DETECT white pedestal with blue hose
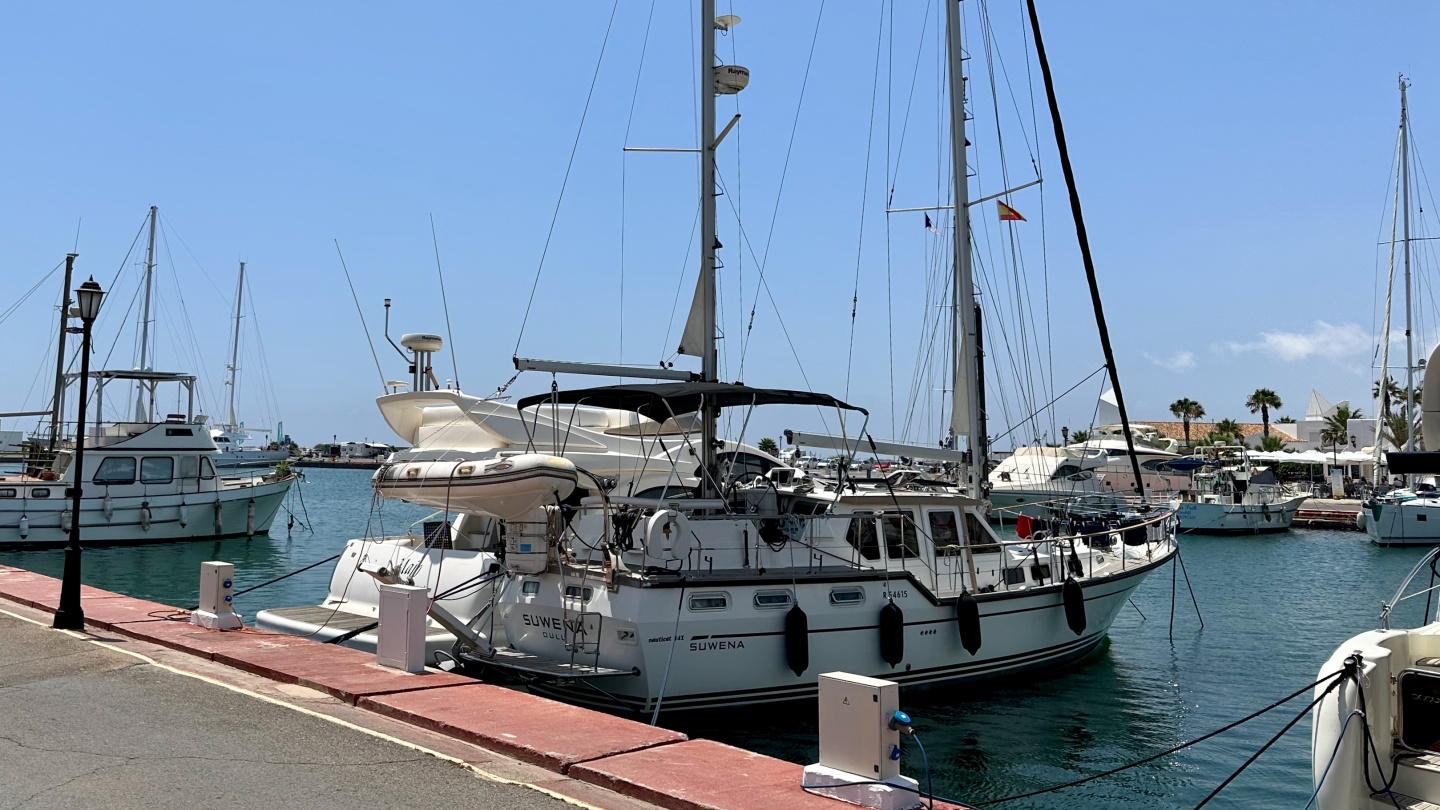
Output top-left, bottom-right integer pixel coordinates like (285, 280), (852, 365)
(804, 672), (922, 810)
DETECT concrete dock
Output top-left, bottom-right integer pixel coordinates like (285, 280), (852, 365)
(0, 565), (941, 810)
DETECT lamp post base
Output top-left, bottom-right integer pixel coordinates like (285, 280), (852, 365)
(53, 542), (85, 630)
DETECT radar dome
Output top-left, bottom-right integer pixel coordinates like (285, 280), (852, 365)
(400, 333), (444, 352)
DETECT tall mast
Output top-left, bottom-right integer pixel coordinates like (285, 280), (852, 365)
(1401, 76), (1415, 453)
(48, 253), (77, 450)
(1375, 119), (1403, 471)
(134, 205), (158, 421)
(945, 0), (982, 490)
(225, 261), (246, 429)
(698, 0), (719, 494)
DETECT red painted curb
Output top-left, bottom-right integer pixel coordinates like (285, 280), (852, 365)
(359, 683), (687, 772)
(223, 643), (474, 704)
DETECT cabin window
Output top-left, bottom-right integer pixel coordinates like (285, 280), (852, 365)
(0, 489), (15, 498)
(30, 489), (50, 499)
(1052, 464), (1082, 479)
(688, 592), (729, 612)
(753, 589), (794, 610)
(141, 457), (174, 485)
(965, 512), (998, 552)
(199, 457), (216, 479)
(166, 427), (193, 437)
(521, 580), (540, 595)
(564, 585), (594, 602)
(829, 587), (866, 606)
(1030, 564), (1052, 583)
(844, 517), (881, 561)
(177, 456), (199, 480)
(1419, 514), (1429, 522)
(882, 512), (920, 560)
(1003, 567), (1027, 586)
(632, 485), (699, 500)
(928, 510), (961, 548)
(717, 452), (779, 480)
(93, 457), (136, 485)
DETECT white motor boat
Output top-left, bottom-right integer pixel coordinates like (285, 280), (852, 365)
(1173, 446), (1307, 534)
(988, 441), (1188, 519)
(1311, 547), (1440, 809)
(1, 375), (294, 547)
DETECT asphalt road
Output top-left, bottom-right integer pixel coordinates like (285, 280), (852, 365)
(0, 613), (582, 810)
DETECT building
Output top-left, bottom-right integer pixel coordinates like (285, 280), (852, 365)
(1094, 389), (1377, 451)
(340, 441), (391, 459)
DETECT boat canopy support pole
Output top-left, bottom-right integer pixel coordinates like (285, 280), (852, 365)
(1025, 0), (1145, 494)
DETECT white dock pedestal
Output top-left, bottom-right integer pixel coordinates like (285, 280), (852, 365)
(191, 561), (243, 630)
(376, 583), (429, 673)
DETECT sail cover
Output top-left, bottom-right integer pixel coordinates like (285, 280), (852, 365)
(517, 382), (866, 420)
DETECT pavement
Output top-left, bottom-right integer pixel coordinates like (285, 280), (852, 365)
(0, 607), (656, 810)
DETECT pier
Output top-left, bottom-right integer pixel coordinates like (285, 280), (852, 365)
(0, 564), (927, 810)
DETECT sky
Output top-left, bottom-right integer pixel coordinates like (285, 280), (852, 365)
(1, 2), (1437, 450)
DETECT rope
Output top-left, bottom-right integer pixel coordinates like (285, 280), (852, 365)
(512, 0), (621, 355)
(186, 553), (342, 611)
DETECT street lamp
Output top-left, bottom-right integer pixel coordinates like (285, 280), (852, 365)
(53, 277), (104, 630)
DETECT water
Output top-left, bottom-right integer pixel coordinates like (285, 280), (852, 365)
(2, 468), (1432, 808)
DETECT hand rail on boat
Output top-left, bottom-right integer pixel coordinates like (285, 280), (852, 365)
(1380, 546), (1440, 630)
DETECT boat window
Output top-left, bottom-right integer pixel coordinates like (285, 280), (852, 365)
(177, 456), (199, 480)
(965, 512), (999, 552)
(564, 585), (594, 602)
(753, 589), (794, 610)
(717, 452), (779, 480)
(688, 592), (728, 612)
(31, 489), (50, 499)
(1003, 567), (1027, 586)
(0, 489), (15, 498)
(141, 457), (174, 485)
(521, 580), (540, 595)
(928, 510), (961, 548)
(1030, 564), (1052, 583)
(829, 587), (865, 606)
(844, 517), (881, 561)
(166, 427), (193, 437)
(1420, 514), (1429, 522)
(93, 457), (136, 485)
(199, 457), (216, 479)
(882, 512), (920, 560)
(1052, 464), (1082, 479)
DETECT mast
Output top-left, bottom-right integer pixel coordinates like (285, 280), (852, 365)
(1401, 77), (1415, 454)
(698, 0), (719, 495)
(48, 253), (77, 451)
(944, 0), (983, 490)
(1025, 0), (1146, 494)
(225, 261), (245, 429)
(134, 205), (158, 422)
(1374, 111), (1403, 472)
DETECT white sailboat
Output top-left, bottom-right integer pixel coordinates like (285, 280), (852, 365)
(210, 262), (288, 470)
(439, 1), (1181, 714)
(1173, 445), (1308, 534)
(1364, 78), (1439, 547)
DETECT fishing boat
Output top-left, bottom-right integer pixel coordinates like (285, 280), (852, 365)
(1173, 445), (1308, 534)
(0, 213), (294, 547)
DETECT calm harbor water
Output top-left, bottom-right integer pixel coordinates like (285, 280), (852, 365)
(1, 467), (1430, 808)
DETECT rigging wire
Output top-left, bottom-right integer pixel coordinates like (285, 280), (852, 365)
(843, 0), (889, 404)
(512, 0), (623, 356)
(619, 0), (659, 372)
(333, 240), (387, 393)
(430, 214), (460, 389)
(736, 0), (827, 374)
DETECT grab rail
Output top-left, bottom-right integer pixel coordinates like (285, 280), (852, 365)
(1380, 546), (1440, 630)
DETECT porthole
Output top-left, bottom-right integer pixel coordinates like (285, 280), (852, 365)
(30, 489), (50, 499)
(688, 592), (729, 612)
(829, 587), (865, 606)
(753, 589), (794, 610)
(521, 580), (540, 595)
(0, 488), (15, 498)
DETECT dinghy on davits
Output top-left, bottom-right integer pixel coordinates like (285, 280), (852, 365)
(372, 453), (577, 520)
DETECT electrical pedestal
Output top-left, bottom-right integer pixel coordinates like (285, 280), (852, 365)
(804, 672), (920, 810)
(191, 561), (244, 630)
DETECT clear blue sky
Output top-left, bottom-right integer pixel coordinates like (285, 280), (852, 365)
(2, 2), (1436, 448)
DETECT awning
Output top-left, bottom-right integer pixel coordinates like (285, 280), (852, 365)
(516, 382), (867, 419)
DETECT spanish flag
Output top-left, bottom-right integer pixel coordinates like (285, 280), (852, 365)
(997, 200), (1026, 221)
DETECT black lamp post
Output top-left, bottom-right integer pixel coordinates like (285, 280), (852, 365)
(53, 277), (104, 631)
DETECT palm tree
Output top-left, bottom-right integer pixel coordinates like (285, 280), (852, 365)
(1374, 376), (1404, 415)
(1381, 411), (1410, 449)
(1321, 404), (1363, 464)
(757, 437), (780, 456)
(1071, 430), (1091, 444)
(1169, 398), (1205, 446)
(1258, 435), (1287, 452)
(1213, 418), (1245, 445)
(1245, 389), (1283, 438)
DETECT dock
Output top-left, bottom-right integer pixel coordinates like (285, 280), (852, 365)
(294, 457), (385, 470)
(1294, 498), (1363, 531)
(0, 564), (920, 810)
